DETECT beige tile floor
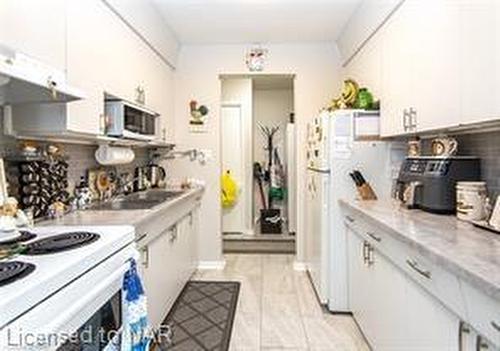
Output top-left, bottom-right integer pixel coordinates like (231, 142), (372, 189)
(191, 254), (371, 351)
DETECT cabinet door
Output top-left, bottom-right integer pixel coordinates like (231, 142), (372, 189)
(0, 0), (66, 71)
(176, 216), (192, 285)
(460, 0), (500, 125)
(369, 248), (410, 350)
(65, 0), (106, 135)
(139, 228), (177, 328)
(412, 0), (461, 132)
(405, 275), (459, 350)
(347, 229), (373, 342)
(380, 1), (417, 137)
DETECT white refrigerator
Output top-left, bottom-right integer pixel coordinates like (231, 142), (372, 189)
(305, 109), (399, 312)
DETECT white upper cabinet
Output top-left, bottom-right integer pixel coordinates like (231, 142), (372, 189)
(65, 0), (108, 135)
(361, 0), (500, 136)
(460, 0), (500, 125)
(380, 0), (461, 136)
(66, 0), (172, 137)
(4, 0), (173, 139)
(380, 1), (418, 137)
(412, 0), (461, 132)
(0, 0), (67, 71)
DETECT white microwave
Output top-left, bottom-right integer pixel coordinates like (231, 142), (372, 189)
(105, 99), (159, 141)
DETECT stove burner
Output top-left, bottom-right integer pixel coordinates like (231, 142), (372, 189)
(0, 230), (37, 246)
(24, 232), (100, 255)
(0, 261), (36, 286)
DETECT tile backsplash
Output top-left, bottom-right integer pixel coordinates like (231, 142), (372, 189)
(454, 131), (500, 200)
(64, 144), (148, 190)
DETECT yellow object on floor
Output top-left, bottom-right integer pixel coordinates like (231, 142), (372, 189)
(221, 170), (239, 208)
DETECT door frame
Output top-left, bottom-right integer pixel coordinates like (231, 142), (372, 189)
(219, 74), (297, 251)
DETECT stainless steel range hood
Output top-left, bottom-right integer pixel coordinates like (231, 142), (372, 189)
(0, 45), (84, 105)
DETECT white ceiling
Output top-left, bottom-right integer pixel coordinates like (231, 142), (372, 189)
(151, 0), (362, 44)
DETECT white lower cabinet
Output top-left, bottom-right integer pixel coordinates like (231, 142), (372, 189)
(139, 225), (177, 328)
(347, 225), (460, 350)
(139, 209), (199, 328)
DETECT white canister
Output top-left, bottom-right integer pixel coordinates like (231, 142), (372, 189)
(456, 181), (488, 222)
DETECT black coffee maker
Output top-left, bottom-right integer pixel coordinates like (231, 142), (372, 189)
(396, 157), (481, 214)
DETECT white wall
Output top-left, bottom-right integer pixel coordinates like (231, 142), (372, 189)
(169, 43), (341, 264)
(221, 78), (253, 234)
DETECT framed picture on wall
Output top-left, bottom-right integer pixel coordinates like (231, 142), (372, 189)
(189, 100), (210, 133)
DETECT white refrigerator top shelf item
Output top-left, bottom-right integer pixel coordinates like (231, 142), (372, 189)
(0, 46), (85, 105)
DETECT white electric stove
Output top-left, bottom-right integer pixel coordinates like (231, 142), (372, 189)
(0, 225), (137, 351)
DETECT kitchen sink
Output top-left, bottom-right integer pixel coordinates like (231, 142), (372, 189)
(90, 189), (185, 211)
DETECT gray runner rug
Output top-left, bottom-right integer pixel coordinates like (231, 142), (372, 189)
(158, 281), (240, 351)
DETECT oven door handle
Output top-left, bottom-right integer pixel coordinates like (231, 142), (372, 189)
(41, 263), (129, 337)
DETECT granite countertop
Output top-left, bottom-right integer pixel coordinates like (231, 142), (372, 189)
(339, 199), (500, 302)
(40, 187), (204, 229)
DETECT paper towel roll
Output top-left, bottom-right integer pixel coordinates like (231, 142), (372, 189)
(95, 145), (135, 165)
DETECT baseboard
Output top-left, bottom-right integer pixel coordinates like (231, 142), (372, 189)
(293, 260), (307, 271)
(197, 260), (226, 270)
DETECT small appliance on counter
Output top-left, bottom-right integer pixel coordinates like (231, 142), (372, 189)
(147, 163), (166, 188)
(396, 156), (480, 214)
(456, 181), (489, 222)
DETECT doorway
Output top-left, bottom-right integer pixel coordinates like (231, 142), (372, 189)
(220, 75), (296, 253)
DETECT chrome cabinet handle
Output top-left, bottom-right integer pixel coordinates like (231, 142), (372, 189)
(362, 241), (369, 265)
(367, 244), (374, 266)
(409, 107), (417, 131)
(169, 225), (177, 243)
(136, 232), (148, 242)
(403, 109), (408, 131)
(491, 321), (500, 332)
(362, 242), (374, 266)
(141, 246), (149, 268)
(406, 259), (431, 279)
(345, 216), (355, 223)
(47, 77), (58, 100)
(367, 232), (381, 242)
(477, 336), (489, 350)
(458, 322), (470, 351)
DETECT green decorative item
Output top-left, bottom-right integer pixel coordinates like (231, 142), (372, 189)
(269, 187), (285, 201)
(354, 88), (374, 110)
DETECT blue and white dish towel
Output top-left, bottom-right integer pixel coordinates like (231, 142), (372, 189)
(121, 259), (151, 351)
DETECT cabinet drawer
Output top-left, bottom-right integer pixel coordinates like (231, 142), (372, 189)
(462, 281), (500, 348)
(377, 232), (466, 319)
(343, 209), (467, 319)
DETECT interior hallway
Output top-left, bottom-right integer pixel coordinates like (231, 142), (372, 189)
(192, 254), (370, 350)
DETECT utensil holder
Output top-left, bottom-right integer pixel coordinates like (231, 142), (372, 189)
(356, 183), (377, 201)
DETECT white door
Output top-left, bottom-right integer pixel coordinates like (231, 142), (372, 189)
(222, 105), (245, 233)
